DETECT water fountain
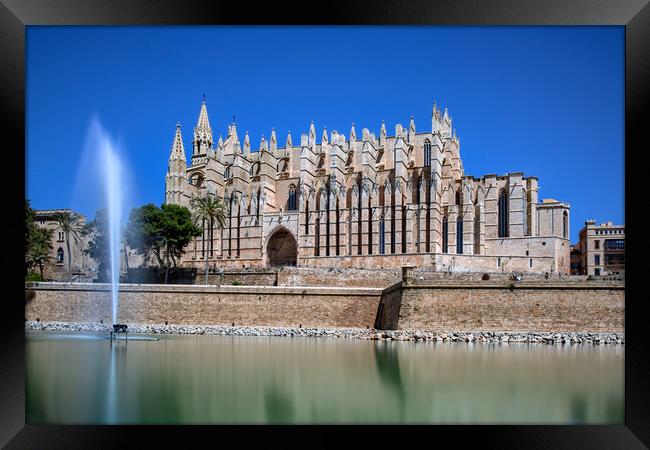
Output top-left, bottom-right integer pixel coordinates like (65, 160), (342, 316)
(91, 118), (125, 335)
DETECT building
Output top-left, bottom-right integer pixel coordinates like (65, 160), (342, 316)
(33, 209), (96, 281)
(572, 220), (625, 276)
(165, 99), (571, 274)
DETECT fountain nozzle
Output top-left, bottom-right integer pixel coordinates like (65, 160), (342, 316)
(111, 324), (128, 341)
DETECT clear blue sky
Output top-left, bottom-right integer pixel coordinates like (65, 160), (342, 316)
(26, 26), (624, 243)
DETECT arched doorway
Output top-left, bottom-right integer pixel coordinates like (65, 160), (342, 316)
(266, 227), (297, 267)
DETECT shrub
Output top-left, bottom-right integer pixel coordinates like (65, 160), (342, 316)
(230, 280), (242, 286)
(507, 282), (516, 292)
(25, 272), (44, 282)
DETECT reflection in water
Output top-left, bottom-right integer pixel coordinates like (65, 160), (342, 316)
(373, 342), (405, 420)
(264, 386), (294, 423)
(26, 332), (624, 424)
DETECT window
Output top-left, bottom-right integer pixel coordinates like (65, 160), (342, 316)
(594, 240), (600, 249)
(529, 258), (533, 268)
(288, 184), (297, 211)
(595, 254), (600, 266)
(57, 247), (64, 264)
(224, 166), (232, 179)
(498, 188), (509, 237)
(423, 139), (431, 167)
(379, 217), (385, 254)
(605, 239), (625, 250)
(442, 215), (449, 253)
(595, 268), (600, 276)
(57, 231), (64, 242)
(497, 257), (501, 268)
(456, 216), (463, 254)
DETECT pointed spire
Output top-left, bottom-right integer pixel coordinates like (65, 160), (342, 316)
(260, 134), (268, 152)
(322, 127), (328, 145)
(193, 96), (213, 155)
(408, 115), (416, 143)
(309, 120), (316, 147)
(286, 130), (293, 149)
(244, 131), (250, 154)
(380, 120), (386, 147)
(217, 134), (223, 149)
(230, 122), (239, 145)
(350, 122), (357, 141)
(270, 127), (277, 152)
(443, 107), (449, 122)
(196, 98), (212, 132)
(169, 122), (186, 161)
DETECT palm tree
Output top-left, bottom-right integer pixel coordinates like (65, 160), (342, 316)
(28, 238), (52, 279)
(27, 228), (53, 279)
(190, 193), (227, 284)
(53, 211), (83, 282)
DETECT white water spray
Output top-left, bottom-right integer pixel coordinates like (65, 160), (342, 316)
(80, 118), (128, 326)
(103, 147), (122, 325)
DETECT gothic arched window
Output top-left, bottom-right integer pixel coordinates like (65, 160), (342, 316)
(456, 214), (464, 254)
(224, 166), (232, 180)
(57, 247), (64, 264)
(250, 162), (259, 176)
(498, 188), (509, 237)
(455, 188), (462, 206)
(288, 184), (297, 211)
(423, 139), (431, 167)
(442, 213), (449, 253)
(563, 211), (568, 238)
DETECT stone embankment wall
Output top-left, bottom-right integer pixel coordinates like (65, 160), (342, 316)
(25, 278), (624, 333)
(25, 283), (385, 329)
(398, 281), (624, 332)
(192, 267), (402, 288)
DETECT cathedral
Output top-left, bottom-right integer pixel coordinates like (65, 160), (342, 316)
(165, 98), (571, 274)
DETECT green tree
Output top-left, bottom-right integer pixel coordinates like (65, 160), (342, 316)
(26, 228), (53, 278)
(53, 211), (83, 282)
(125, 203), (201, 284)
(190, 193), (227, 284)
(82, 208), (111, 281)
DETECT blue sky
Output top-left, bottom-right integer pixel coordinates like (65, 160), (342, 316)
(26, 26), (624, 243)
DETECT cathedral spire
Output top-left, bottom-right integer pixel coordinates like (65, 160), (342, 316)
(270, 127), (277, 152)
(309, 120), (316, 148)
(322, 127), (328, 145)
(244, 130), (250, 155)
(169, 122), (186, 161)
(193, 96), (213, 157)
(286, 130), (293, 149)
(408, 115), (416, 143)
(380, 120), (386, 147)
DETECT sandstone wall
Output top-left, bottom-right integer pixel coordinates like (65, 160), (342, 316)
(277, 267), (401, 288)
(398, 282), (624, 332)
(25, 283), (383, 329)
(25, 280), (624, 333)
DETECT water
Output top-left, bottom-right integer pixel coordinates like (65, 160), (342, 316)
(26, 332), (623, 424)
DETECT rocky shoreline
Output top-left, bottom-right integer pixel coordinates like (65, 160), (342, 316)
(25, 321), (624, 345)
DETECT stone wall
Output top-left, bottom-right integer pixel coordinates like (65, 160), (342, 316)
(24, 279), (624, 333)
(398, 281), (624, 332)
(277, 267), (401, 288)
(25, 283), (383, 329)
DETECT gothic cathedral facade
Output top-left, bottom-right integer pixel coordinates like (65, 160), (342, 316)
(165, 99), (570, 274)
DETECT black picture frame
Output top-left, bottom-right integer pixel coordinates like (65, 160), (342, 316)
(2, 0), (647, 447)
